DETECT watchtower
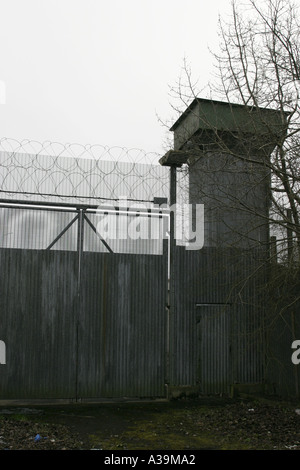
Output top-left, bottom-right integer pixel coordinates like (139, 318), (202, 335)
(159, 98), (287, 397)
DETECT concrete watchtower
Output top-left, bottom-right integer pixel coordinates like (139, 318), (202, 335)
(159, 98), (287, 397)
(160, 98), (286, 250)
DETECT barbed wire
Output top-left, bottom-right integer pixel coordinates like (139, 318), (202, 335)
(0, 138), (173, 206)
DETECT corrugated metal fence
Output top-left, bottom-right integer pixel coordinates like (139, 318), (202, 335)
(0, 204), (168, 400)
(169, 246), (266, 395)
(0, 147), (293, 400)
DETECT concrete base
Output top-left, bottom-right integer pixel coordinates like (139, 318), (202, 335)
(230, 383), (269, 398)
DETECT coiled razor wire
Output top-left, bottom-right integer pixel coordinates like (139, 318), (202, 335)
(0, 138), (176, 206)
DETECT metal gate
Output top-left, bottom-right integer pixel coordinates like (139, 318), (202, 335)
(0, 201), (168, 400)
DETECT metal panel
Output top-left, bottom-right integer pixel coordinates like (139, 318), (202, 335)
(0, 151), (169, 205)
(77, 249), (168, 398)
(0, 204), (167, 254)
(0, 249), (78, 399)
(266, 308), (300, 398)
(83, 211), (165, 255)
(0, 207), (78, 250)
(169, 245), (266, 394)
(0, 205), (168, 400)
(196, 306), (231, 394)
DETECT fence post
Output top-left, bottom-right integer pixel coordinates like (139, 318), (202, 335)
(168, 165), (177, 392)
(75, 208), (85, 401)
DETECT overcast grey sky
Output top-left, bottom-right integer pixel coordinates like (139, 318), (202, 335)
(0, 0), (232, 156)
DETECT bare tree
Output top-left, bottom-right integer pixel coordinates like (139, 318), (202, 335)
(217, 0), (300, 254)
(164, 0), (300, 395)
(167, 0), (300, 268)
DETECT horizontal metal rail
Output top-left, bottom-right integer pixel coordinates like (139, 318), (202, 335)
(0, 198), (170, 215)
(0, 196), (160, 209)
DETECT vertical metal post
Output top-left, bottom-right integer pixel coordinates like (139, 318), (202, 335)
(75, 208), (85, 401)
(167, 165), (177, 395)
(170, 166), (177, 247)
(169, 165), (177, 302)
(77, 208), (85, 294)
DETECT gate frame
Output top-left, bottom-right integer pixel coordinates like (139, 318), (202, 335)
(0, 197), (170, 401)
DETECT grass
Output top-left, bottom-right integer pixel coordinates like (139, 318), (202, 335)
(88, 406), (253, 450)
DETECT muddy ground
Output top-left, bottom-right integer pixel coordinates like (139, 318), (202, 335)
(0, 396), (300, 452)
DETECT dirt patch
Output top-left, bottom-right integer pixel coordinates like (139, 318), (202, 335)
(0, 397), (300, 450)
